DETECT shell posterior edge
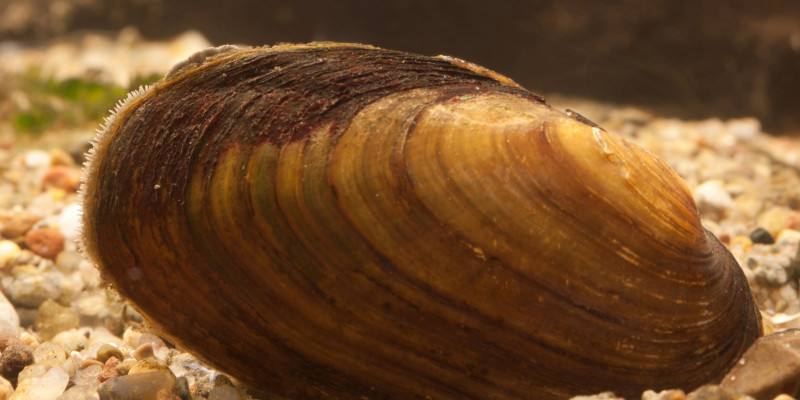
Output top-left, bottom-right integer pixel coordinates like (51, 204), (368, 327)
(78, 84), (153, 275)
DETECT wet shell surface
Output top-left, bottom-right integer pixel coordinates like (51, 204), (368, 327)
(80, 43), (762, 400)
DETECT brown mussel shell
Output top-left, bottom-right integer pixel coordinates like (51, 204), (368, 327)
(81, 43), (762, 400)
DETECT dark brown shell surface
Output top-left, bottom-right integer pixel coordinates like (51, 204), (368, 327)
(81, 43), (762, 400)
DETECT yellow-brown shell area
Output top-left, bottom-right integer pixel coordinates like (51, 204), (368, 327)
(81, 43), (761, 400)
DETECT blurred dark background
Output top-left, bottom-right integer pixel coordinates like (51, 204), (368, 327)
(2, 0), (799, 134)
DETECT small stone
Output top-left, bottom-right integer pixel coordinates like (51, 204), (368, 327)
(96, 344), (125, 364)
(122, 329), (142, 349)
(24, 227), (64, 260)
(156, 389), (182, 400)
(0, 213), (39, 240)
(750, 257), (791, 288)
(0, 344), (34, 385)
(772, 394), (795, 400)
(16, 363), (47, 384)
(0, 334), (23, 351)
(34, 299), (80, 341)
(23, 151), (51, 169)
(115, 359), (136, 375)
(99, 356), (121, 383)
(50, 329), (89, 353)
(133, 342), (154, 361)
(13, 366), (69, 400)
(81, 358), (103, 369)
(174, 376), (191, 400)
(686, 385), (746, 400)
(213, 374), (233, 388)
(776, 229), (800, 246)
(758, 206), (794, 238)
(57, 204), (81, 242)
(56, 385), (95, 400)
(54, 250), (82, 272)
(721, 329), (800, 400)
(642, 389), (687, 400)
(129, 357), (169, 375)
(0, 375), (12, 400)
(208, 385), (241, 400)
(41, 165), (82, 193)
(98, 369), (176, 400)
(0, 241), (21, 269)
(0, 291), (20, 334)
(693, 180), (733, 220)
(31, 342), (67, 368)
(749, 227), (776, 245)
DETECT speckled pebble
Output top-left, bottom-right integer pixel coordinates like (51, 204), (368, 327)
(5, 268), (63, 308)
(0, 343), (33, 386)
(23, 227), (64, 260)
(99, 356), (121, 383)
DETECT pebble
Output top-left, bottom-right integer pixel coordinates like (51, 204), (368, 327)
(22, 151), (51, 170)
(208, 385), (241, 400)
(23, 227), (64, 260)
(11, 365), (69, 400)
(642, 389), (687, 400)
(0, 213), (39, 240)
(749, 227), (776, 245)
(0, 344), (33, 386)
(34, 299), (79, 341)
(98, 369), (177, 400)
(758, 207), (795, 238)
(96, 343), (124, 364)
(31, 342), (67, 369)
(0, 241), (20, 269)
(40, 166), (81, 193)
(0, 291), (20, 334)
(693, 180), (733, 220)
(57, 204), (81, 243)
(0, 376), (12, 400)
(99, 356), (120, 383)
(5, 268), (63, 308)
(721, 329), (800, 400)
(685, 385), (750, 400)
(129, 357), (169, 375)
(133, 342), (154, 361)
(174, 376), (191, 400)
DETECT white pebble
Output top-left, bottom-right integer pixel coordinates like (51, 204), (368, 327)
(0, 240), (21, 269)
(21, 366), (69, 400)
(0, 290), (20, 334)
(58, 203), (81, 242)
(693, 180), (733, 210)
(22, 150), (51, 169)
